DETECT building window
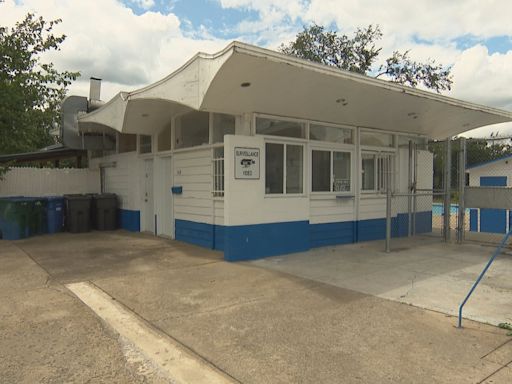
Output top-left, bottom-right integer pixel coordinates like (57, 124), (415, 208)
(212, 113), (236, 143)
(310, 124), (353, 144)
(360, 131), (394, 147)
(312, 150), (351, 192)
(362, 152), (394, 192)
(119, 133), (137, 153)
(175, 111), (209, 149)
(398, 135), (428, 150)
(212, 147), (224, 197)
(265, 143), (304, 194)
(157, 123), (172, 151)
(139, 135), (152, 154)
(256, 117), (306, 139)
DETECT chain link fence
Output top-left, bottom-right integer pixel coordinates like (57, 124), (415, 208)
(464, 136), (512, 245)
(385, 135), (512, 251)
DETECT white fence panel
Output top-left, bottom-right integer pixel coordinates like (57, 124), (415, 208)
(0, 167), (100, 197)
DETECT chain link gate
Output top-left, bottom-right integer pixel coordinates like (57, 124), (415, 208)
(385, 138), (454, 251)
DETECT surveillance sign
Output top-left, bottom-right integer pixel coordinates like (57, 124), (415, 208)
(235, 147), (260, 179)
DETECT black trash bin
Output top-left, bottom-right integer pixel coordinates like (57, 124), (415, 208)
(64, 194), (92, 233)
(92, 193), (118, 230)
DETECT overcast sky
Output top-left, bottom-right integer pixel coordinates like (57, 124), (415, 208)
(2, 0), (512, 137)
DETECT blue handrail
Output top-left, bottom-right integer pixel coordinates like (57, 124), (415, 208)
(458, 229), (512, 328)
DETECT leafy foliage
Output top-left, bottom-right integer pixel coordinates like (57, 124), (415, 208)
(280, 24), (453, 93)
(0, 13), (80, 155)
(466, 138), (512, 168)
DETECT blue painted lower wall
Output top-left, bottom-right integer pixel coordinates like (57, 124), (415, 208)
(224, 220), (310, 261)
(118, 209), (140, 232)
(310, 221), (355, 248)
(176, 211), (433, 261)
(174, 219), (225, 251)
(175, 219), (214, 248)
(359, 211), (432, 241)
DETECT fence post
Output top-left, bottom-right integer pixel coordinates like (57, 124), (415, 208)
(408, 140), (413, 237)
(444, 138), (452, 242)
(412, 142), (418, 236)
(385, 162), (392, 253)
(457, 138), (466, 244)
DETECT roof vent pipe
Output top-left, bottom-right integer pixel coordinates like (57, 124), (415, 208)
(89, 77), (102, 101)
(88, 77), (105, 111)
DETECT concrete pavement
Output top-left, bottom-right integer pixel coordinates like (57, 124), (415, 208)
(251, 235), (512, 326)
(2, 231), (512, 383)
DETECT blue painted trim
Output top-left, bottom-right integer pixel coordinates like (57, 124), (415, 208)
(480, 176), (507, 186)
(118, 209), (140, 232)
(224, 220), (310, 261)
(357, 218), (386, 242)
(470, 209), (478, 232)
(213, 225), (224, 251)
(480, 208), (506, 233)
(393, 213), (409, 238)
(175, 212), (434, 261)
(357, 212), (432, 242)
(414, 211), (433, 234)
(310, 221), (354, 248)
(175, 219), (213, 248)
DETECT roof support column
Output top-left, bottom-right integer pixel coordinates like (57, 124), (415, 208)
(444, 138), (452, 242)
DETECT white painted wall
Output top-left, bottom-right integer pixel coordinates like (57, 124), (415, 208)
(173, 148), (219, 225)
(0, 167), (100, 197)
(310, 196), (355, 224)
(90, 152), (141, 211)
(224, 135), (309, 226)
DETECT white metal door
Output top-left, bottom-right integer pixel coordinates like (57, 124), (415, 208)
(142, 159), (155, 233)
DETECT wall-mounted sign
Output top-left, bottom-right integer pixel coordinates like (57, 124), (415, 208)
(235, 147), (260, 179)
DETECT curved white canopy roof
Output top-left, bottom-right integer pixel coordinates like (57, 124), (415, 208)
(78, 41), (512, 139)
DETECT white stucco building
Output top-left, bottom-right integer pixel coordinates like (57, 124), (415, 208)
(73, 42), (512, 260)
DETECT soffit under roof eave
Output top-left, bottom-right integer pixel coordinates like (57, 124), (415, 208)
(78, 93), (127, 133)
(200, 46), (512, 139)
(76, 47), (236, 134)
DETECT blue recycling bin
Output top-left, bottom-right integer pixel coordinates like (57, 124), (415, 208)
(46, 196), (64, 234)
(0, 197), (31, 240)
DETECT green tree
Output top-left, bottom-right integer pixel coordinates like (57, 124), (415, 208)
(280, 24), (452, 93)
(0, 13), (79, 155)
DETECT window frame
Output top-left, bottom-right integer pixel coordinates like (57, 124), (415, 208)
(360, 150), (396, 194)
(309, 121), (355, 145)
(253, 114), (307, 140)
(310, 144), (354, 195)
(264, 139), (306, 197)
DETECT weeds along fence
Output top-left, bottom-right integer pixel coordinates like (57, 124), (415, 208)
(0, 167), (100, 197)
